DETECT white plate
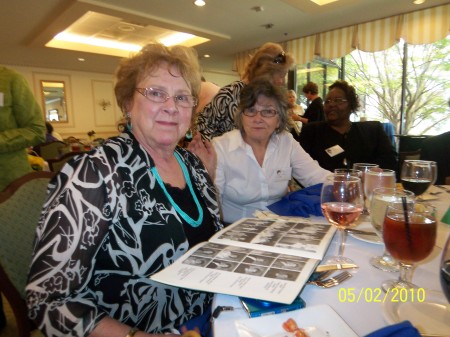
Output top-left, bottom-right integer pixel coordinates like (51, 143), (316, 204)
(348, 221), (383, 245)
(382, 290), (450, 335)
(234, 304), (358, 337)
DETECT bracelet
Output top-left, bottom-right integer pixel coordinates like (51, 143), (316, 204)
(126, 328), (139, 337)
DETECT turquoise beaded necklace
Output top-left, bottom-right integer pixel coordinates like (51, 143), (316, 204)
(150, 152), (203, 227)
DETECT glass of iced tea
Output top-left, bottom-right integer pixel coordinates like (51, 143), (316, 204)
(321, 174), (364, 264)
(369, 187), (414, 272)
(382, 202), (437, 291)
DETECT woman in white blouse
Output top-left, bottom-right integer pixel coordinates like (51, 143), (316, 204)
(190, 78), (330, 224)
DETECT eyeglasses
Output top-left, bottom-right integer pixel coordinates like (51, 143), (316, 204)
(324, 98), (348, 105)
(135, 87), (198, 108)
(243, 107), (278, 118)
(273, 52), (286, 64)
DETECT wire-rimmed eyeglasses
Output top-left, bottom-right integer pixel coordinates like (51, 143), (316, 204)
(243, 107), (278, 117)
(136, 87), (198, 108)
(273, 52), (286, 64)
(324, 98), (348, 105)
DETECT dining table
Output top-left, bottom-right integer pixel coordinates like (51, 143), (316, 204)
(212, 185), (450, 337)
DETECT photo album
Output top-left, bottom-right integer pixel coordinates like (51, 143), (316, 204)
(151, 217), (335, 304)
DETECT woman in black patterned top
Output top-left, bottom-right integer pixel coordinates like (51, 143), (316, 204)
(196, 42), (295, 139)
(26, 43), (222, 337)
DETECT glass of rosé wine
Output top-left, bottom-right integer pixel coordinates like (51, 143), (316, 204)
(382, 202), (437, 291)
(321, 174), (364, 265)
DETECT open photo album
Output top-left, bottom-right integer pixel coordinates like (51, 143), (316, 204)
(150, 217), (336, 304)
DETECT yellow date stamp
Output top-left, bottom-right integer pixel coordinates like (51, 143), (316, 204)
(338, 287), (426, 303)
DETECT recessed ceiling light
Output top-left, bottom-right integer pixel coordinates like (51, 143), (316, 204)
(78, 57), (85, 62)
(203, 54), (210, 58)
(413, 0), (425, 4)
(194, 0), (206, 6)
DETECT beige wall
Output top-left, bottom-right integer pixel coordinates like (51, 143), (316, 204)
(7, 65), (238, 142)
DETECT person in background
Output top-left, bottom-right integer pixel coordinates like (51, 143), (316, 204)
(297, 81), (324, 124)
(44, 121), (63, 142)
(196, 42), (295, 139)
(299, 80), (397, 172)
(26, 43), (222, 337)
(189, 79), (331, 224)
(194, 76), (220, 115)
(287, 89), (305, 139)
(0, 66), (46, 192)
(0, 65), (45, 330)
(420, 130), (450, 185)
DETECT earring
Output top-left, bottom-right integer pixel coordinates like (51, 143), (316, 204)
(185, 128), (193, 140)
(126, 112), (132, 132)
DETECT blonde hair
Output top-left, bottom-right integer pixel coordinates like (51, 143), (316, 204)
(115, 43), (201, 113)
(242, 42), (295, 82)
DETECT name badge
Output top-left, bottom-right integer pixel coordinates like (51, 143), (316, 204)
(325, 145), (344, 157)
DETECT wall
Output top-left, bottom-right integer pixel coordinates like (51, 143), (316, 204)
(7, 65), (239, 142)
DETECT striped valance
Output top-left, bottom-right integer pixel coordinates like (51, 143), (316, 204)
(233, 4), (449, 76)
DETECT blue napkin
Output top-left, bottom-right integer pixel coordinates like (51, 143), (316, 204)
(364, 321), (420, 337)
(267, 183), (323, 218)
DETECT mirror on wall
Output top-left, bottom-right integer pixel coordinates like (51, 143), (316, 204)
(40, 80), (68, 122)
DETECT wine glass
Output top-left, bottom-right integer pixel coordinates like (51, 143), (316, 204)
(364, 168), (396, 209)
(400, 160), (433, 198)
(369, 187), (414, 272)
(334, 168), (362, 179)
(352, 163), (379, 215)
(321, 174), (364, 264)
(382, 202), (437, 291)
(440, 234), (450, 303)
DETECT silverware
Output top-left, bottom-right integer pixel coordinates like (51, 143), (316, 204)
(307, 271), (353, 288)
(315, 263), (358, 272)
(345, 228), (378, 237)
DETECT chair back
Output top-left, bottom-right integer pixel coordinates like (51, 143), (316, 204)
(36, 140), (69, 160)
(0, 171), (54, 337)
(47, 151), (79, 172)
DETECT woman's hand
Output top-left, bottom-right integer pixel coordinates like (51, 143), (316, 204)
(187, 133), (217, 181)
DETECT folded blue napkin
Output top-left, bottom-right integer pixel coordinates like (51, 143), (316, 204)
(267, 183), (323, 218)
(364, 321), (420, 337)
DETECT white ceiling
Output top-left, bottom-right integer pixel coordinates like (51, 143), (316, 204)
(0, 0), (448, 75)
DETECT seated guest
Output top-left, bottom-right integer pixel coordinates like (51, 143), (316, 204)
(26, 43), (222, 337)
(44, 121), (63, 142)
(420, 131), (450, 185)
(299, 80), (397, 172)
(189, 78), (331, 224)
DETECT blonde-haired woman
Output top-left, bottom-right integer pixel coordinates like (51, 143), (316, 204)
(196, 42), (295, 139)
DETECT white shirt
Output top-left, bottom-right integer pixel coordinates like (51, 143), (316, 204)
(213, 129), (331, 223)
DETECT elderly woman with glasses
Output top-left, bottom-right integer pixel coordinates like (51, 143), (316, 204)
(190, 78), (331, 224)
(196, 42), (295, 140)
(26, 43), (222, 337)
(299, 80), (397, 172)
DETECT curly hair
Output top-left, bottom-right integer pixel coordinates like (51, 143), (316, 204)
(114, 43), (201, 114)
(328, 80), (360, 112)
(234, 78), (290, 134)
(242, 43), (295, 82)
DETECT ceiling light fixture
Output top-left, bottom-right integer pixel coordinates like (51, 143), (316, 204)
(194, 0), (206, 7)
(413, 0), (425, 4)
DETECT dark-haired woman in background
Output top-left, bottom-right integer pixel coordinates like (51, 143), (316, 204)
(299, 80), (397, 171)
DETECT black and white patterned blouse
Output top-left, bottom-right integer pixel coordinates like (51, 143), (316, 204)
(195, 80), (245, 139)
(26, 132), (223, 337)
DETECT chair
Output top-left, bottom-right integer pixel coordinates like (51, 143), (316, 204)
(0, 171), (55, 337)
(35, 141), (69, 160)
(47, 151), (79, 172)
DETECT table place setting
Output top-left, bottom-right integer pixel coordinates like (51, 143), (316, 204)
(213, 183), (450, 337)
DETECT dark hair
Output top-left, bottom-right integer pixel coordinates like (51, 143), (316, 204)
(45, 122), (54, 134)
(302, 82), (318, 95)
(234, 78), (289, 134)
(328, 80), (360, 112)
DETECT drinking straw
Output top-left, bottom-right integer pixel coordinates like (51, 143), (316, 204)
(401, 196), (413, 248)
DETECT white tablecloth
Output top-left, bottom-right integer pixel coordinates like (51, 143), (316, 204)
(213, 185), (450, 337)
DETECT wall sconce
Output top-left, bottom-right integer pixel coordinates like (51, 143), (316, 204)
(99, 99), (111, 110)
